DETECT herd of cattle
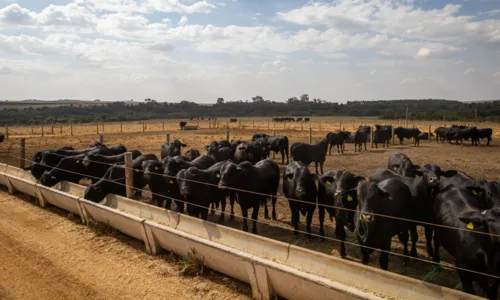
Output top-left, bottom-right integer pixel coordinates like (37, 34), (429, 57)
(24, 125), (498, 299)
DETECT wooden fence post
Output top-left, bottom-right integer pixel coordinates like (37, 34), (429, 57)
(340, 122), (342, 131)
(51, 123), (54, 134)
(166, 134), (170, 143)
(124, 152), (134, 199)
(99, 135), (104, 144)
(309, 128), (312, 144)
(120, 122), (123, 133)
(60, 126), (62, 135)
(102, 123), (104, 132)
(31, 126), (34, 135)
(370, 126), (374, 148)
(70, 123), (73, 136)
(143, 121), (145, 132)
(19, 138), (25, 169)
(41, 125), (44, 137)
(5, 125), (8, 139)
(96, 123), (99, 134)
(267, 121), (270, 130)
(226, 130), (229, 141)
(162, 121), (165, 132)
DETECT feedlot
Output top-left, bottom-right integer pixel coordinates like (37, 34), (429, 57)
(1, 117), (499, 296)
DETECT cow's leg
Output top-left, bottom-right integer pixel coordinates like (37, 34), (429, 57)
(251, 203), (259, 234)
(280, 149), (285, 165)
(364, 141), (367, 151)
(458, 271), (476, 296)
(379, 239), (392, 270)
(305, 208), (313, 236)
(360, 242), (370, 265)
(433, 231), (441, 263)
(315, 162), (319, 175)
(218, 198), (226, 223)
(329, 144), (332, 155)
(425, 226), (434, 258)
(263, 197), (270, 219)
(318, 205), (325, 237)
(410, 225), (418, 257)
(335, 220), (347, 258)
(229, 193), (236, 220)
(487, 137), (491, 146)
(271, 194), (277, 220)
(241, 206), (249, 232)
(398, 230), (410, 265)
(165, 198), (172, 210)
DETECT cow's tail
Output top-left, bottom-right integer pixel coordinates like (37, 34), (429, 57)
(284, 136), (290, 163)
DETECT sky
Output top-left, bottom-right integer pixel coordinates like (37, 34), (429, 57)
(0, 0), (499, 103)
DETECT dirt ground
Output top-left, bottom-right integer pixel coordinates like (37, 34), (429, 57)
(0, 188), (251, 300)
(1, 117), (499, 295)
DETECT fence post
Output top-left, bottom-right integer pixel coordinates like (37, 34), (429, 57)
(370, 126), (374, 148)
(252, 120), (255, 130)
(309, 128), (312, 144)
(70, 123), (73, 136)
(428, 125), (432, 143)
(60, 126), (62, 135)
(392, 125), (395, 145)
(319, 121), (322, 132)
(143, 121), (145, 132)
(340, 121), (342, 131)
(267, 121), (270, 130)
(5, 125), (8, 139)
(41, 125), (44, 137)
(19, 138), (25, 169)
(124, 152), (134, 199)
(166, 134), (170, 143)
(102, 123), (104, 132)
(162, 121), (165, 132)
(120, 122), (123, 133)
(31, 126), (34, 135)
(99, 135), (104, 144)
(96, 123), (99, 134)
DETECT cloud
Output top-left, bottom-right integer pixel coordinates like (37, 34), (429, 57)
(0, 66), (12, 75)
(464, 68), (476, 75)
(400, 76), (436, 84)
(83, 0), (216, 14)
(493, 72), (500, 77)
(147, 42), (175, 52)
(0, 3), (36, 26)
(300, 58), (313, 64)
(369, 70), (376, 76)
(178, 16), (188, 26)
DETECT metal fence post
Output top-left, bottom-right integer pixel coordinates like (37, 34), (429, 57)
(19, 138), (25, 169)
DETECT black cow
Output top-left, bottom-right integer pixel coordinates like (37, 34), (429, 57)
(40, 154), (90, 187)
(304, 118), (310, 122)
(433, 127), (448, 143)
(433, 185), (500, 299)
(0, 134), (4, 143)
(387, 152), (422, 178)
(230, 118), (238, 123)
(83, 154), (157, 202)
(355, 179), (412, 270)
(142, 160), (170, 208)
(477, 128), (493, 146)
(40, 147), (113, 170)
(235, 140), (269, 164)
(205, 140), (231, 153)
(325, 131), (351, 154)
(27, 146), (74, 179)
(354, 126), (371, 152)
(370, 167), (457, 258)
(445, 126), (480, 146)
(394, 127), (421, 146)
(161, 140), (187, 160)
(233, 144), (251, 164)
(283, 162), (318, 236)
(211, 147), (234, 162)
(179, 121), (187, 129)
(164, 155), (216, 211)
(252, 134), (289, 165)
(82, 150), (142, 182)
(416, 132), (434, 144)
(219, 159), (280, 231)
(184, 149), (200, 161)
(177, 161), (236, 222)
(230, 139), (250, 152)
(318, 170), (364, 258)
(89, 142), (127, 155)
(290, 140), (328, 175)
(374, 125), (393, 148)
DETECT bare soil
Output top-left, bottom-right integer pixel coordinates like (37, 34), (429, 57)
(1, 118), (499, 295)
(0, 189), (251, 300)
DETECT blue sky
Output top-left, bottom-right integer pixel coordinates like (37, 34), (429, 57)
(0, 0), (499, 102)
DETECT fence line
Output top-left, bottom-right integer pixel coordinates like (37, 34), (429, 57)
(8, 150), (500, 239)
(3, 152), (500, 283)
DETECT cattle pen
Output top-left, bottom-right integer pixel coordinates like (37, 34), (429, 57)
(0, 117), (499, 299)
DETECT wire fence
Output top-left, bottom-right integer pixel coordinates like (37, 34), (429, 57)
(2, 150), (500, 285)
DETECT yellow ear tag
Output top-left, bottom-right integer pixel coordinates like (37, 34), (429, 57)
(347, 195), (353, 201)
(467, 222), (474, 230)
(326, 180), (331, 185)
(415, 174), (420, 178)
(135, 170), (139, 173)
(76, 160), (80, 163)
(216, 173), (220, 178)
(154, 166), (158, 170)
(472, 190), (477, 195)
(169, 180), (173, 184)
(287, 177), (291, 182)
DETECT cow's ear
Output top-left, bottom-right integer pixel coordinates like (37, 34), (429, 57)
(320, 176), (334, 185)
(414, 170), (424, 178)
(458, 210), (487, 230)
(466, 186), (485, 198)
(441, 170), (458, 178)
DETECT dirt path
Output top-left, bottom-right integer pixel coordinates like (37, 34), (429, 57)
(0, 189), (251, 300)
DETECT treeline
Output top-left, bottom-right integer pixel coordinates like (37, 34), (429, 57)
(0, 97), (499, 126)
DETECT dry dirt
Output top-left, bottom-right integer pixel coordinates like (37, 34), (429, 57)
(0, 188), (251, 300)
(1, 117), (499, 295)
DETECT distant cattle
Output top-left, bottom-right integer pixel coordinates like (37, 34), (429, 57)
(229, 118), (238, 123)
(477, 128), (493, 146)
(219, 159), (280, 231)
(283, 162), (318, 236)
(161, 140), (187, 160)
(354, 126), (371, 152)
(272, 117), (295, 123)
(394, 127), (421, 146)
(433, 127), (448, 143)
(415, 132), (434, 146)
(252, 133), (289, 165)
(184, 149), (201, 161)
(325, 131), (351, 154)
(444, 126), (479, 146)
(373, 125), (393, 148)
(295, 118), (303, 122)
(179, 121), (187, 129)
(291, 140), (328, 175)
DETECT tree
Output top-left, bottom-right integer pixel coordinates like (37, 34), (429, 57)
(287, 97), (299, 104)
(252, 95), (264, 102)
(145, 98), (152, 102)
(300, 94), (309, 103)
(217, 97), (224, 105)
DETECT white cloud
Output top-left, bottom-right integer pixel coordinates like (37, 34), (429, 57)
(492, 72), (500, 77)
(178, 15), (188, 26)
(416, 47), (431, 57)
(464, 68), (476, 75)
(83, 0), (216, 14)
(0, 66), (12, 75)
(0, 3), (37, 26)
(300, 58), (313, 64)
(369, 70), (376, 76)
(400, 76), (436, 84)
(322, 53), (350, 59)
